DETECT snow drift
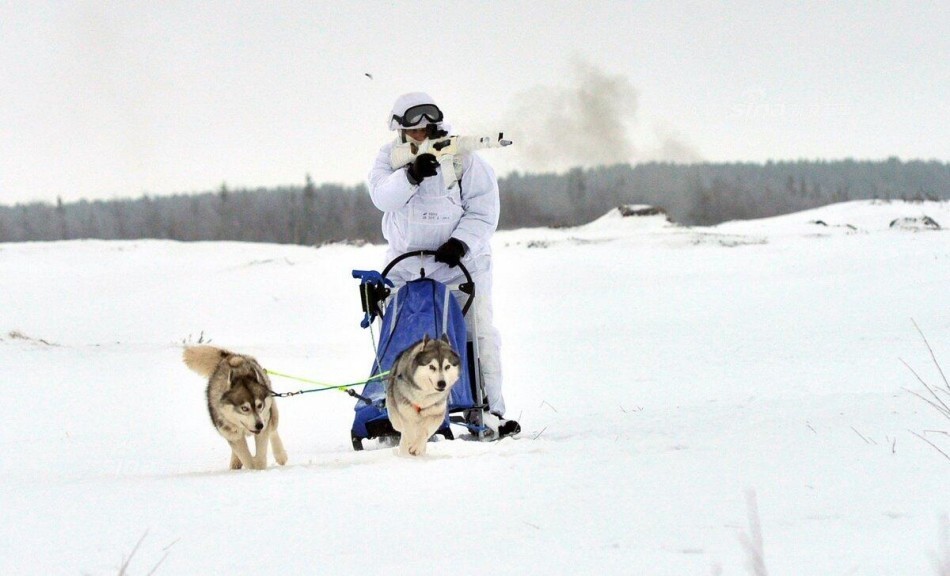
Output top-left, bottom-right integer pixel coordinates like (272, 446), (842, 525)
(1, 200), (948, 574)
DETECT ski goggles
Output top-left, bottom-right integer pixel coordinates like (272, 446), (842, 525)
(391, 104), (443, 128)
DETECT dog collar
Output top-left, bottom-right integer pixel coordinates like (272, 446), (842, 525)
(405, 399), (432, 414)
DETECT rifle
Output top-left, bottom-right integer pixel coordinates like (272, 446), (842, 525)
(390, 133), (513, 189)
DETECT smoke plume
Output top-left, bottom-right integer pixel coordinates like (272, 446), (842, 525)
(503, 59), (700, 172)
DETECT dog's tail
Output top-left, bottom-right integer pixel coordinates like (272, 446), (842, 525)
(182, 345), (231, 378)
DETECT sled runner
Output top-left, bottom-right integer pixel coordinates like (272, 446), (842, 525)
(350, 251), (490, 451)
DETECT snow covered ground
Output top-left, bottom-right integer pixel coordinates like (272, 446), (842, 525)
(1, 199), (948, 575)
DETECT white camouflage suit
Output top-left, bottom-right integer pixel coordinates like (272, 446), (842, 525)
(368, 92), (507, 417)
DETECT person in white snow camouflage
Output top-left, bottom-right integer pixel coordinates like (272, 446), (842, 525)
(368, 92), (519, 438)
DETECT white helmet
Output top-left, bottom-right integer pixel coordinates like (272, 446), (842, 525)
(388, 92), (444, 131)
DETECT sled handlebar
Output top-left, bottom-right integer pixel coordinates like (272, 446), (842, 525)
(381, 250), (475, 316)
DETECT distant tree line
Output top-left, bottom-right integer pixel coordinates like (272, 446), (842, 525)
(0, 176), (381, 245)
(498, 158), (949, 229)
(1, 158), (947, 244)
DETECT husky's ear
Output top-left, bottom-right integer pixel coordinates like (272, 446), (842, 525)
(220, 380), (238, 404)
(440, 333), (451, 345)
(251, 363), (268, 386)
(422, 334), (431, 348)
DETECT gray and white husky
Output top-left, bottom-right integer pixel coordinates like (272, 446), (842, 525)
(183, 345), (288, 470)
(386, 335), (461, 456)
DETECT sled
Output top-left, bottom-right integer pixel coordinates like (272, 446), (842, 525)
(350, 251), (490, 451)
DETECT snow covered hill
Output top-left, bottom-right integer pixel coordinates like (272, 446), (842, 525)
(1, 200), (948, 574)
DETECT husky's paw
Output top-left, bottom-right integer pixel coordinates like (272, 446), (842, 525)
(230, 454), (243, 470)
(274, 449), (288, 466)
(397, 441), (420, 457)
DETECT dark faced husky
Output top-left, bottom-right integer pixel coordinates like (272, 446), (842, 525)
(386, 335), (461, 456)
(183, 345), (288, 470)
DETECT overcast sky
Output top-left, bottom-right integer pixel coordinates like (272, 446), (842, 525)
(2, 1), (947, 205)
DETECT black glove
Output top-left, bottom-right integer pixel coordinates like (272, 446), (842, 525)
(434, 238), (466, 268)
(406, 153), (439, 185)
